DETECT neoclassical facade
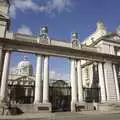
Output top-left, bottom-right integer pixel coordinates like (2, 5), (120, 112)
(8, 57), (70, 106)
(0, 0), (120, 113)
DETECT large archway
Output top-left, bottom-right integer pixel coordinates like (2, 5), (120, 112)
(8, 52), (35, 104)
(49, 56), (70, 112)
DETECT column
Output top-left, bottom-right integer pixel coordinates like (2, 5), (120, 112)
(77, 60), (83, 103)
(113, 64), (120, 101)
(43, 56), (49, 103)
(34, 55), (42, 103)
(0, 51), (10, 102)
(98, 62), (106, 102)
(0, 46), (4, 83)
(104, 62), (117, 101)
(71, 59), (77, 111)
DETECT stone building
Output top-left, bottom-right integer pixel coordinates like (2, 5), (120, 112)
(1, 0), (120, 113)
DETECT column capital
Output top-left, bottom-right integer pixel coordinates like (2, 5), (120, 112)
(104, 60), (112, 64)
(35, 53), (44, 57)
(3, 50), (12, 55)
(43, 55), (49, 58)
(76, 59), (81, 62)
(68, 57), (75, 60)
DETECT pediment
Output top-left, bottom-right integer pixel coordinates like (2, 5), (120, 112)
(103, 33), (120, 42)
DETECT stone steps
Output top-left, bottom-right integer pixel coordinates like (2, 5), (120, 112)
(77, 103), (95, 111)
(16, 103), (51, 113)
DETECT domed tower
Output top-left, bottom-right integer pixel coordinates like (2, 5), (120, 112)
(96, 20), (106, 30)
(16, 56), (33, 76)
(96, 19), (107, 36)
(116, 25), (120, 35)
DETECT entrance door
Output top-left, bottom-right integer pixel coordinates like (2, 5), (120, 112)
(49, 80), (71, 112)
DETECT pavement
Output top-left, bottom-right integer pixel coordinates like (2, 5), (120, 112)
(0, 111), (120, 120)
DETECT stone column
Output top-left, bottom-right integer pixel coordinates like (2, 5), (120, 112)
(113, 64), (120, 101)
(34, 55), (42, 103)
(77, 60), (83, 103)
(0, 51), (10, 102)
(43, 56), (49, 103)
(71, 59), (77, 112)
(104, 62), (117, 101)
(98, 62), (107, 102)
(0, 46), (4, 84)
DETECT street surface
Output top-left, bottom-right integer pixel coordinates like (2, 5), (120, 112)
(0, 111), (120, 120)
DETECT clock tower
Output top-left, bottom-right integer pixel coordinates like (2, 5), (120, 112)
(0, 0), (10, 37)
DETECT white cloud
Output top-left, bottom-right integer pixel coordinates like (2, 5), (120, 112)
(47, 0), (72, 13)
(10, 68), (69, 80)
(17, 25), (33, 35)
(10, 0), (73, 18)
(49, 70), (56, 80)
(10, 4), (16, 18)
(13, 0), (41, 12)
(49, 70), (69, 80)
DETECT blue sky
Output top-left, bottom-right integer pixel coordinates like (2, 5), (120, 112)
(9, 0), (120, 80)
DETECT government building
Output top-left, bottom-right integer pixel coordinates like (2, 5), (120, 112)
(0, 0), (120, 114)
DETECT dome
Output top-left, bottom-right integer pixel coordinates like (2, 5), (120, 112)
(96, 19), (105, 30)
(40, 26), (48, 35)
(17, 56), (32, 68)
(16, 56), (33, 76)
(72, 32), (78, 39)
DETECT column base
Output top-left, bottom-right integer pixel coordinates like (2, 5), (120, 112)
(100, 101), (107, 104)
(43, 100), (49, 104)
(75, 101), (85, 112)
(36, 102), (52, 112)
(34, 100), (42, 104)
(71, 101), (77, 112)
(77, 101), (85, 104)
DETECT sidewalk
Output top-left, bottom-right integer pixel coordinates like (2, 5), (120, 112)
(79, 110), (120, 115)
(0, 111), (120, 120)
(0, 112), (52, 120)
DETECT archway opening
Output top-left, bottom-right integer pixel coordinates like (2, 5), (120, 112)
(8, 52), (36, 104)
(49, 56), (71, 112)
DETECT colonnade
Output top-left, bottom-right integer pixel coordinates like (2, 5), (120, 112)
(0, 49), (84, 112)
(0, 27), (120, 112)
(0, 50), (120, 111)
